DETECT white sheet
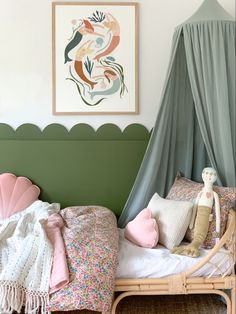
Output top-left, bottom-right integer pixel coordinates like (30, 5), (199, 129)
(116, 229), (233, 279)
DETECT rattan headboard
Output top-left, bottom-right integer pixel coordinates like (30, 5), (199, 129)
(0, 123), (150, 215)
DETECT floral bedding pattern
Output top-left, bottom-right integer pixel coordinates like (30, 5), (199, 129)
(48, 206), (119, 312)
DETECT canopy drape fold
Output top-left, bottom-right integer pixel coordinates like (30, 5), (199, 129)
(118, 18), (235, 228)
(183, 21), (235, 187)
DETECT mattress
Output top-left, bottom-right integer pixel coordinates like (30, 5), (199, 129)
(116, 229), (233, 279)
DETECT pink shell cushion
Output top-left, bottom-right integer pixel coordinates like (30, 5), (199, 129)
(124, 208), (159, 248)
(0, 173), (40, 219)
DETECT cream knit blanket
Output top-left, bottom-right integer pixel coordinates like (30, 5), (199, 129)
(0, 201), (53, 314)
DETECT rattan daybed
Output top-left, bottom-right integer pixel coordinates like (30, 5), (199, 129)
(112, 209), (236, 314)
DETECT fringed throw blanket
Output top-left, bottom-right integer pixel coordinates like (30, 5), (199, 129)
(0, 201), (53, 314)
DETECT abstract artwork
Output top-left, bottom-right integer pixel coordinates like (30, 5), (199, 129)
(52, 2), (138, 114)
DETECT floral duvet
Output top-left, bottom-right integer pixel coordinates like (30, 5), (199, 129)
(48, 206), (119, 312)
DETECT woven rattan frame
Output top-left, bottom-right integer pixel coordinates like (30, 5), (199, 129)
(111, 209), (236, 314)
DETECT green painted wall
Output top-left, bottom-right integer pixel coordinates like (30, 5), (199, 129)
(0, 123), (150, 215)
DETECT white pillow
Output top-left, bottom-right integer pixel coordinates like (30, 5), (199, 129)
(147, 193), (193, 249)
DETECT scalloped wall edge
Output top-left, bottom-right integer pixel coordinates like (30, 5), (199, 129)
(0, 123), (151, 140)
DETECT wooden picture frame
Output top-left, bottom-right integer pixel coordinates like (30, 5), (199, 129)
(52, 2), (139, 115)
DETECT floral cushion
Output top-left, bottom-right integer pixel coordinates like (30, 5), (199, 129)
(166, 173), (236, 249)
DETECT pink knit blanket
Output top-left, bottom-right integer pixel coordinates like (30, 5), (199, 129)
(48, 206), (119, 312)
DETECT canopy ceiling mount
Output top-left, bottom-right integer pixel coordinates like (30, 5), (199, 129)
(184, 0), (234, 24)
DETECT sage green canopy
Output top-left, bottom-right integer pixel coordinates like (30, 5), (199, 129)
(119, 0), (235, 227)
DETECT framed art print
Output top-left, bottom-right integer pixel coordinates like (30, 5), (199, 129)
(52, 2), (138, 114)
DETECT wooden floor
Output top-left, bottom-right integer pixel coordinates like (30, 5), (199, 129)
(55, 294), (227, 314)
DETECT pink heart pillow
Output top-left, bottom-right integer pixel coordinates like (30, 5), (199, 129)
(124, 208), (159, 248)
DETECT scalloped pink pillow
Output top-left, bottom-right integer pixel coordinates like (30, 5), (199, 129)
(124, 208), (159, 248)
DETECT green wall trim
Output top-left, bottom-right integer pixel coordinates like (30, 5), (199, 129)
(0, 123), (150, 141)
(0, 123), (151, 215)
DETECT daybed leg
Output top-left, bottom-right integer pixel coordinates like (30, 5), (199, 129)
(231, 286), (235, 314)
(111, 292), (133, 314)
(216, 290), (232, 314)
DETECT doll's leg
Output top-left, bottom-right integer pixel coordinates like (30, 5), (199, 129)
(192, 206), (211, 244)
(171, 206), (211, 257)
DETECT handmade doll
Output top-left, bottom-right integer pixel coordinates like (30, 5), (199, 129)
(171, 167), (220, 257)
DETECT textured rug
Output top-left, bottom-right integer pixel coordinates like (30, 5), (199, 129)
(55, 294), (227, 314)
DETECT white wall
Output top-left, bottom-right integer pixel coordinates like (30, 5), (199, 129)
(0, 0), (234, 131)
